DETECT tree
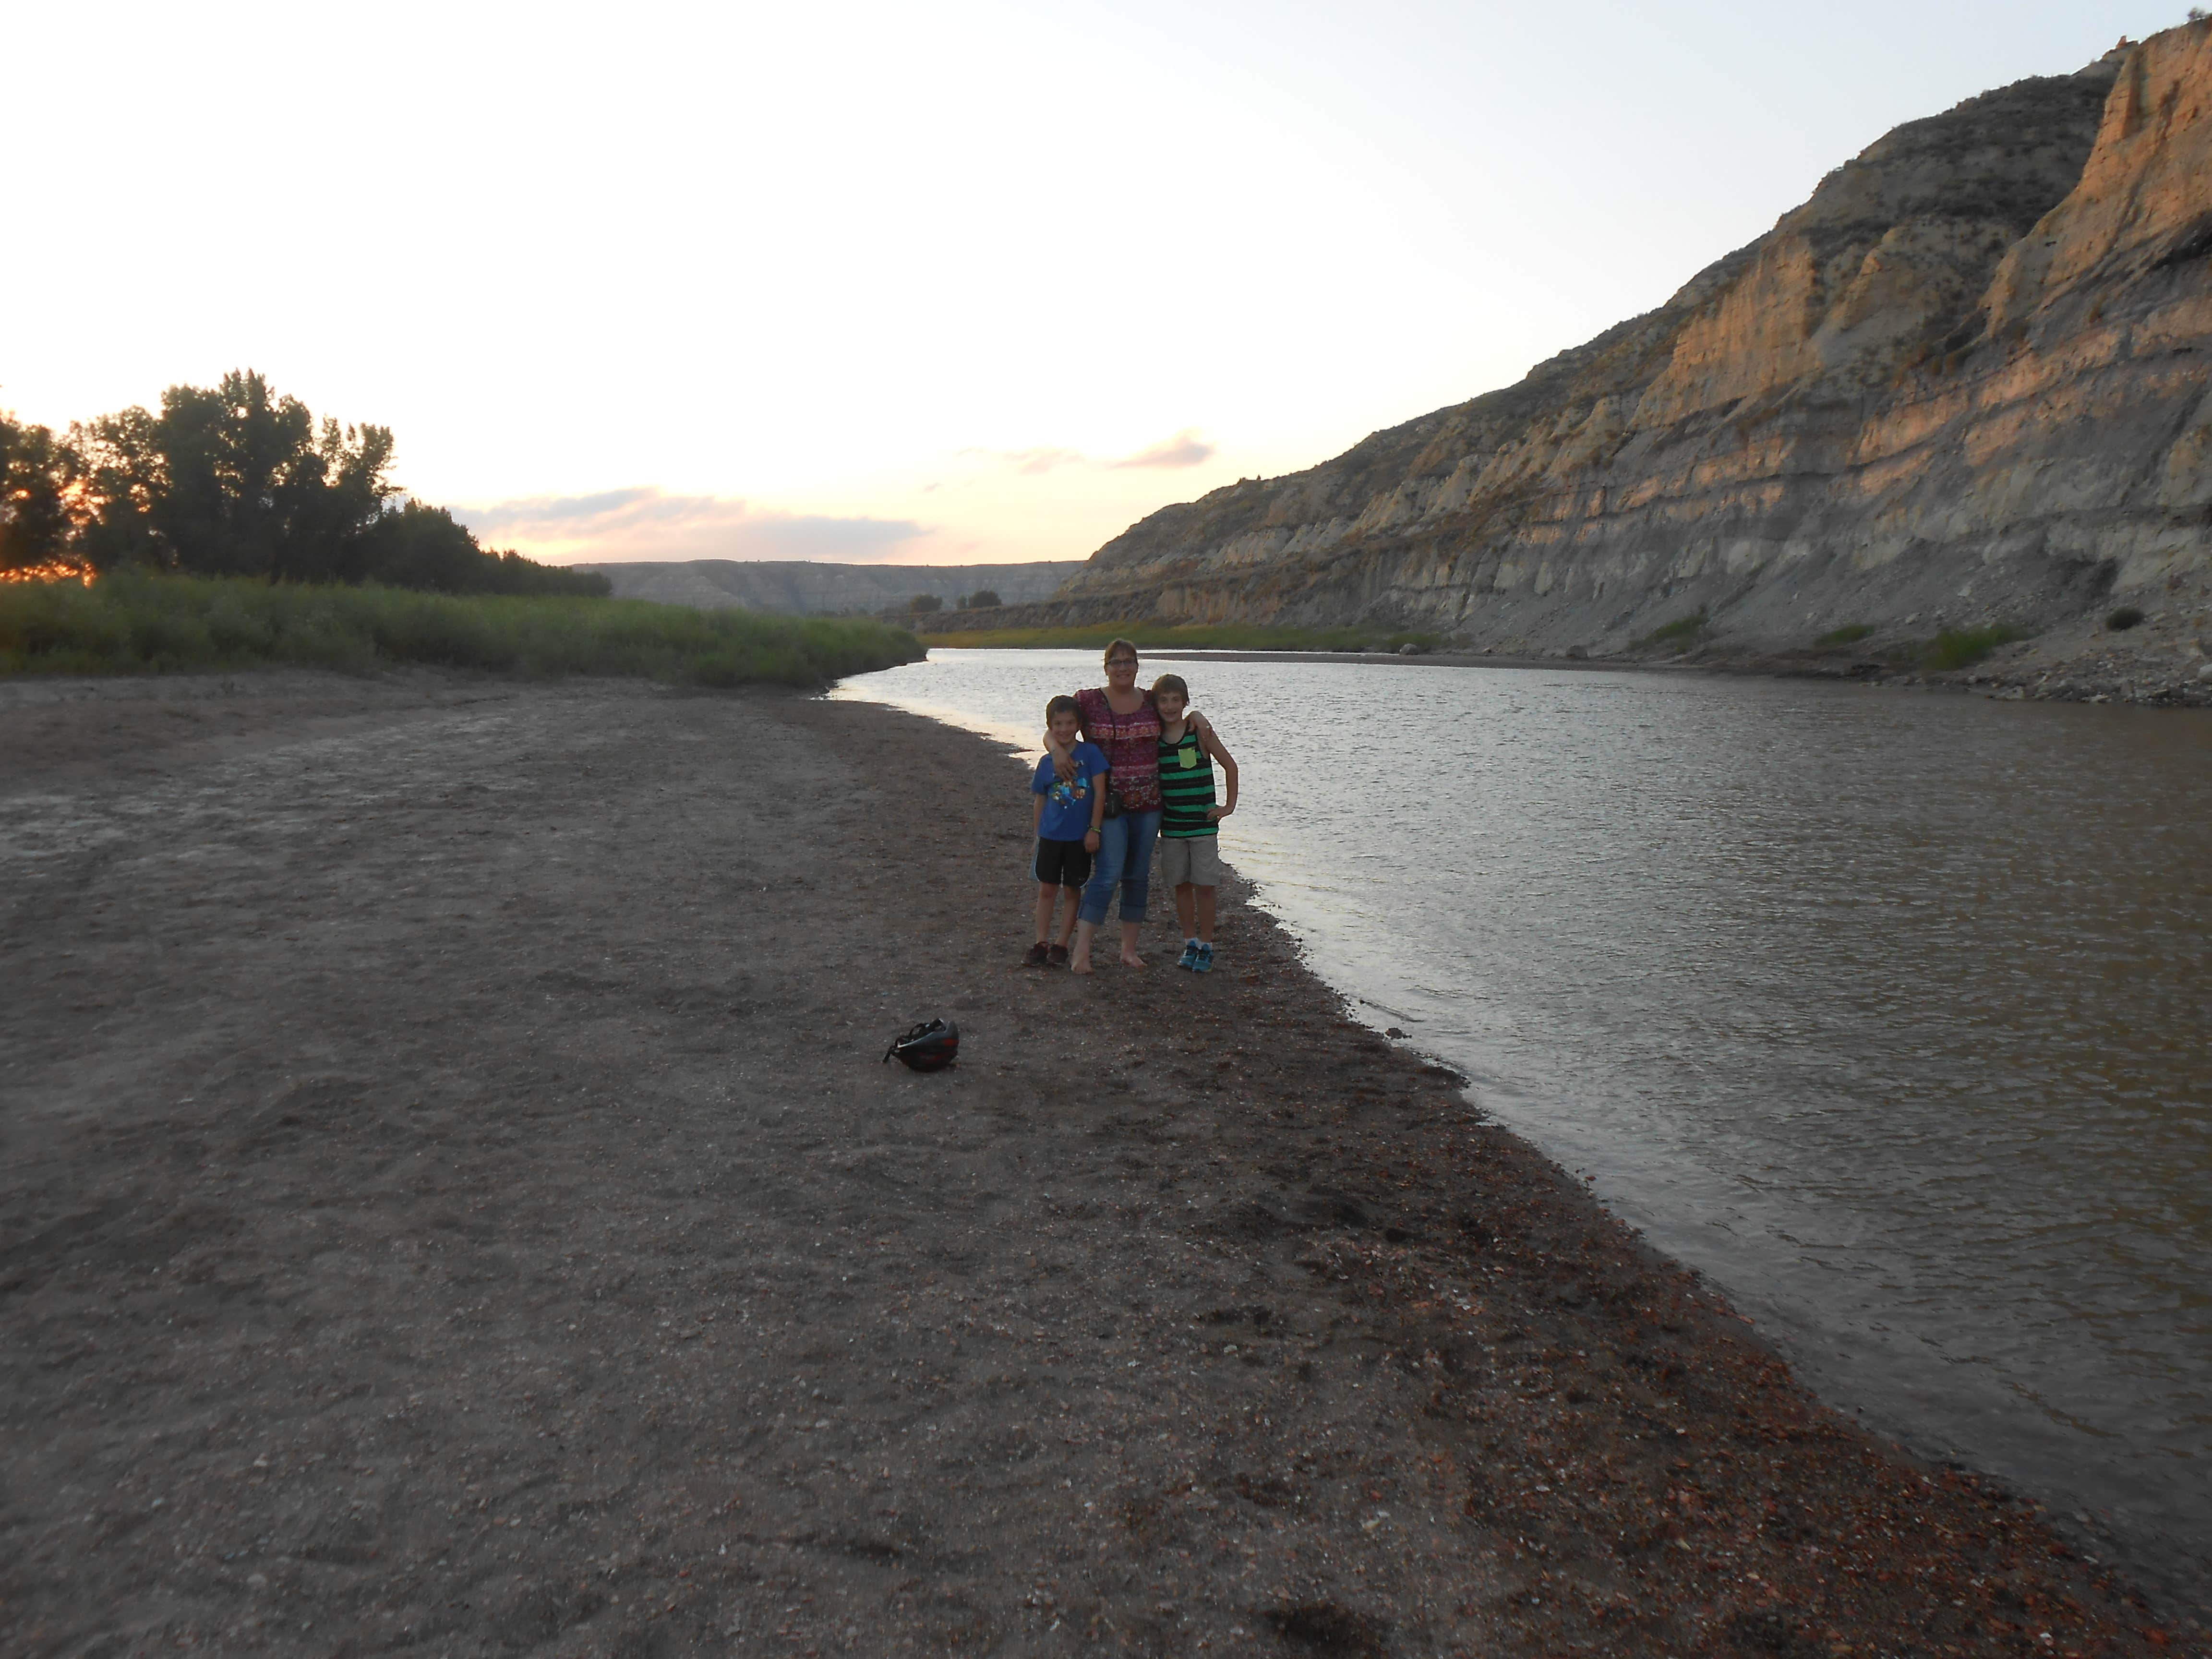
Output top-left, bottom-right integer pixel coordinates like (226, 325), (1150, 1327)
(68, 407), (166, 570)
(0, 414), (74, 570)
(346, 500), (610, 596)
(907, 593), (943, 614)
(345, 500), (488, 589)
(143, 371), (395, 580)
(962, 589), (1001, 610)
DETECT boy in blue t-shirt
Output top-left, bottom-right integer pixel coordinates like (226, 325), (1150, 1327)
(1027, 694), (1109, 966)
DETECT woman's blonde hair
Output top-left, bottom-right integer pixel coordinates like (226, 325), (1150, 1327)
(1102, 637), (1140, 667)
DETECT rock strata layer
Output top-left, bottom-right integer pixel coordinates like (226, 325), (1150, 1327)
(943, 24), (2212, 702)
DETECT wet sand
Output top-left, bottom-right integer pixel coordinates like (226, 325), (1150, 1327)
(0, 673), (2191, 1656)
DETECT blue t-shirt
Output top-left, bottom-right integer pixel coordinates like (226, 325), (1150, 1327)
(1032, 742), (1109, 841)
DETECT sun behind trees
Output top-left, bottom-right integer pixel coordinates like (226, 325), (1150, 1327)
(0, 370), (606, 597)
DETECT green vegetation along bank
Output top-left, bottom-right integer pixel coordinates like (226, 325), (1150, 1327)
(916, 621), (1445, 653)
(0, 573), (925, 687)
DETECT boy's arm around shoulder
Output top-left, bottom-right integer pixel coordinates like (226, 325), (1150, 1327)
(1201, 722), (1238, 817)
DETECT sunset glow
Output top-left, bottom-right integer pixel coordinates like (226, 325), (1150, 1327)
(0, 559), (97, 587)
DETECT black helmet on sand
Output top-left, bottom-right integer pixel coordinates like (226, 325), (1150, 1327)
(883, 1018), (959, 1072)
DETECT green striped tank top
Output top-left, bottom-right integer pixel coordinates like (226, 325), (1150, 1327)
(1158, 725), (1217, 839)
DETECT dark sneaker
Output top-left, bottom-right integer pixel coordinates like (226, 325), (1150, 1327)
(1193, 943), (1214, 973)
(1175, 940), (1201, 971)
(1024, 942), (1051, 966)
(1046, 943), (1069, 967)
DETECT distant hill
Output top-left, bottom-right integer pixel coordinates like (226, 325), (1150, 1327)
(573, 559), (1081, 616)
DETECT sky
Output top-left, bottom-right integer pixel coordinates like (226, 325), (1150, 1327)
(2, 0), (2189, 567)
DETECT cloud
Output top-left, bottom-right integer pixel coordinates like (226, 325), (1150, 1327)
(962, 429), (1218, 476)
(958, 444), (1087, 476)
(1110, 428), (1215, 469)
(453, 488), (932, 565)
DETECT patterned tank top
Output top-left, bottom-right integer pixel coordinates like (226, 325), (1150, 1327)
(1157, 724), (1217, 838)
(1074, 687), (1162, 813)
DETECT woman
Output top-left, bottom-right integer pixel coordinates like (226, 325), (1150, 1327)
(1046, 640), (1210, 974)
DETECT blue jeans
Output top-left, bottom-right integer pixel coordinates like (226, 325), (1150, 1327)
(1079, 809), (1160, 926)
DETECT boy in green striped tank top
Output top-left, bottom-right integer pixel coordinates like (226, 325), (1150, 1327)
(1151, 674), (1239, 972)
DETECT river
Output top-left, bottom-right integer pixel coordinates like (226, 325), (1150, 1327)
(830, 647), (2212, 1598)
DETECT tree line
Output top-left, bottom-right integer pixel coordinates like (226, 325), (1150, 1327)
(0, 371), (607, 597)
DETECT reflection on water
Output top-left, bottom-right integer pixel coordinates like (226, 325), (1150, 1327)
(833, 649), (2212, 1589)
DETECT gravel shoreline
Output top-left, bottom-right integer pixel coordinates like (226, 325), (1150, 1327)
(0, 673), (2192, 1655)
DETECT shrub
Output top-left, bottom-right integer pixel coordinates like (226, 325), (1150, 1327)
(906, 594), (944, 614)
(1923, 623), (2026, 671)
(2105, 605), (2144, 631)
(1635, 612), (1708, 649)
(961, 589), (1002, 610)
(1815, 623), (1875, 647)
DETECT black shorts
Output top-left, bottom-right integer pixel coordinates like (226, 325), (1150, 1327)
(1034, 836), (1092, 888)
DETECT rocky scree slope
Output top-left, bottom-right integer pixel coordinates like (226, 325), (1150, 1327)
(948, 25), (2212, 703)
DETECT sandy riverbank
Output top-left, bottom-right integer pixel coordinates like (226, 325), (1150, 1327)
(0, 673), (2189, 1656)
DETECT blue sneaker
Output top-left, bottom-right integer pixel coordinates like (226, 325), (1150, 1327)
(1193, 942), (1214, 973)
(1175, 940), (1201, 971)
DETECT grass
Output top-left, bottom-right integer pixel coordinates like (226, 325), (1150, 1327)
(0, 571), (926, 687)
(914, 621), (1447, 654)
(1633, 611), (1709, 649)
(1814, 622), (1875, 648)
(1921, 623), (2026, 672)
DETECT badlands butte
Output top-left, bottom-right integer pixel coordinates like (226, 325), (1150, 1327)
(937, 23), (2212, 704)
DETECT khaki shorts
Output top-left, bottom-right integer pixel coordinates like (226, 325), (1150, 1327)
(1158, 833), (1223, 887)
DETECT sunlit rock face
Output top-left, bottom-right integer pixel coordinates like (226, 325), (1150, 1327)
(952, 24), (2212, 662)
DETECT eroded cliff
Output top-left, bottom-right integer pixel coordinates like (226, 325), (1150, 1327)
(951, 25), (2212, 698)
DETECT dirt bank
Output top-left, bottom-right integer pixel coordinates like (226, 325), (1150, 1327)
(0, 673), (2189, 1656)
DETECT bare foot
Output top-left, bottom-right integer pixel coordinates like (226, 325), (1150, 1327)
(1120, 950), (1146, 969)
(1070, 956), (1094, 975)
